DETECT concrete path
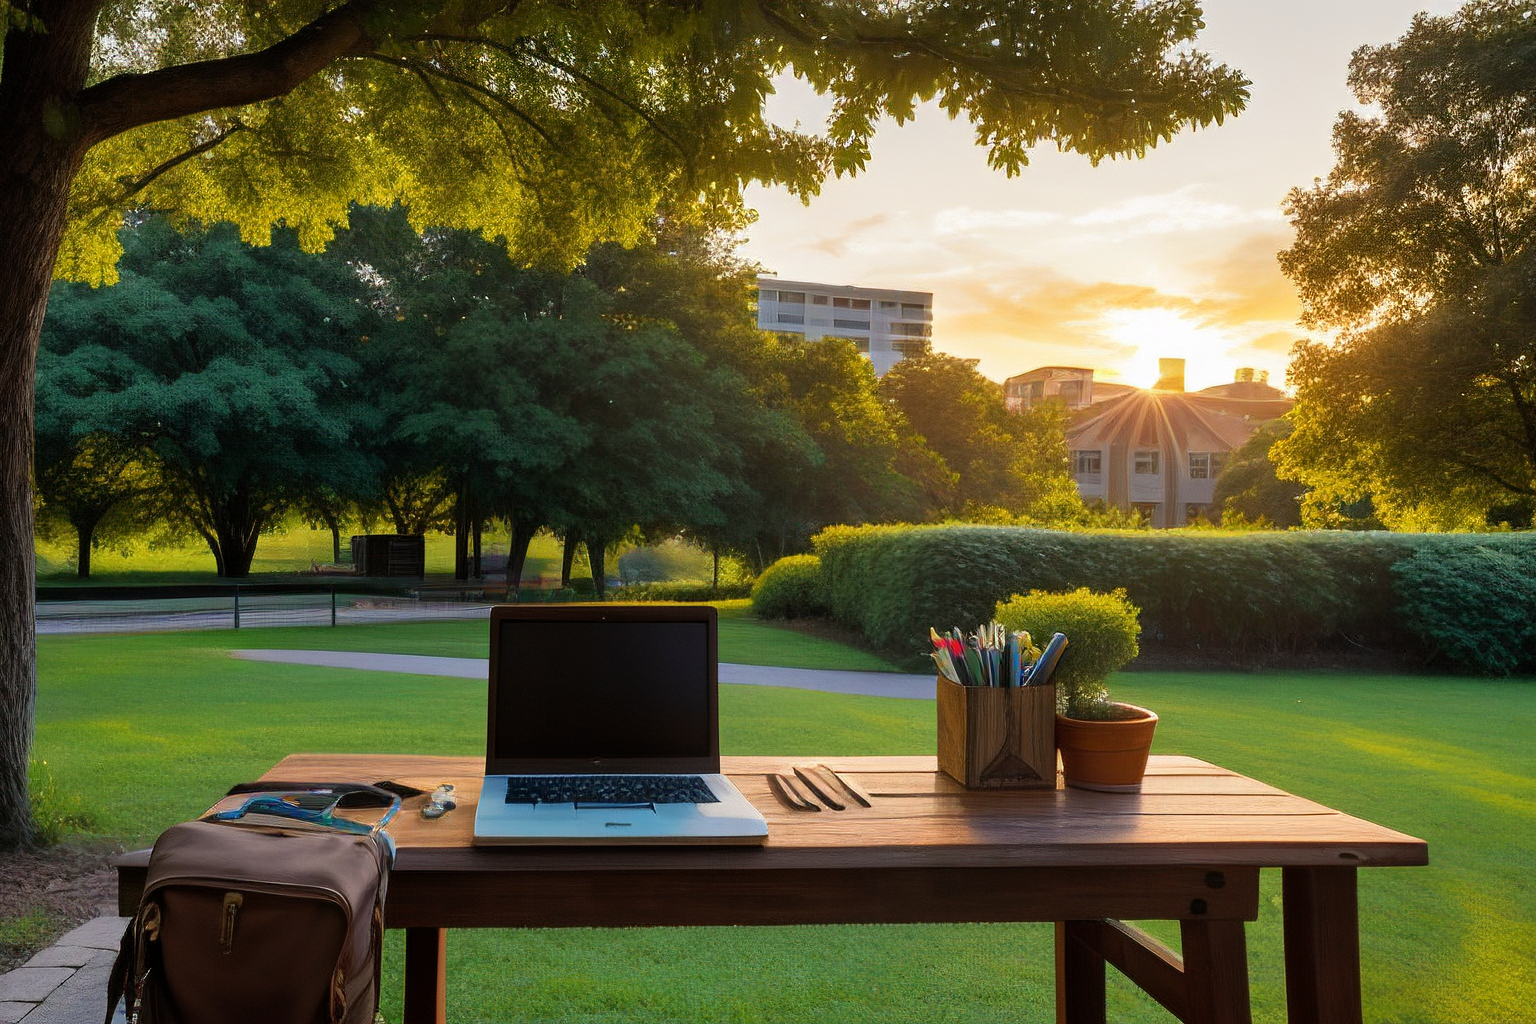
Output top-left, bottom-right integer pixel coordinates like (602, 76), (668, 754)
(0, 916), (127, 1023)
(231, 649), (935, 700)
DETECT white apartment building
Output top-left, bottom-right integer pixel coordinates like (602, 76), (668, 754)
(756, 276), (932, 376)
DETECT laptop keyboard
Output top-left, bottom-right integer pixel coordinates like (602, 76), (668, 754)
(504, 775), (720, 806)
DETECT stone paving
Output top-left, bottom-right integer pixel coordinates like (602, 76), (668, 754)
(0, 916), (127, 1023)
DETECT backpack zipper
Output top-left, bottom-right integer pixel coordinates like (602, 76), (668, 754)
(220, 892), (244, 954)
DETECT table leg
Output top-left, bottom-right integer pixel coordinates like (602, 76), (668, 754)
(1180, 919), (1252, 1024)
(1055, 921), (1107, 1024)
(1283, 867), (1362, 1024)
(403, 927), (447, 1024)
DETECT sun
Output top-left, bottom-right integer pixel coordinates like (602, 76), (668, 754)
(1096, 307), (1241, 391)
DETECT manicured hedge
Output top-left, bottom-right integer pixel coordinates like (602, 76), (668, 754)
(750, 555), (830, 619)
(812, 525), (1536, 672)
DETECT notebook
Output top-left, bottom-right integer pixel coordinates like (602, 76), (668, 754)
(472, 603), (768, 845)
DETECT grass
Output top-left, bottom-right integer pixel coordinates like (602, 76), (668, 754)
(26, 622), (1535, 1023)
(65, 602), (899, 673)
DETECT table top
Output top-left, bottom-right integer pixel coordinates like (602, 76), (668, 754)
(262, 753), (1427, 873)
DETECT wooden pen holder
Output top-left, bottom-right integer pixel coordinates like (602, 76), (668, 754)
(936, 677), (1056, 789)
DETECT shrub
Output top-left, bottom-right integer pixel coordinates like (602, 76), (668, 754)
(995, 589), (1141, 717)
(1392, 546), (1536, 674)
(751, 555), (829, 619)
(613, 580), (754, 602)
(29, 759), (97, 845)
(812, 523), (1536, 670)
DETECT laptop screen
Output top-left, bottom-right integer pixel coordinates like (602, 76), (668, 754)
(486, 607), (719, 773)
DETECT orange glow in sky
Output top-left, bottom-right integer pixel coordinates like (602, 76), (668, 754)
(738, 0), (1462, 391)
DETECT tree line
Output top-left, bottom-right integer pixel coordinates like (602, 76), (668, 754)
(34, 207), (1083, 590)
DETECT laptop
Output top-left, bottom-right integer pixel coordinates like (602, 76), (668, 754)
(472, 603), (768, 845)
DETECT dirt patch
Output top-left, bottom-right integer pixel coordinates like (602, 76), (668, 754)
(0, 841), (123, 972)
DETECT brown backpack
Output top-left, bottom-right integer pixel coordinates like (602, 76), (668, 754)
(109, 787), (394, 1024)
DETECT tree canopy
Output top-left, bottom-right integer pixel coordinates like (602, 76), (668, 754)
(1276, 0), (1536, 527)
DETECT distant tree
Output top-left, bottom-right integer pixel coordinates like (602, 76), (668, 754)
(29, 432), (152, 578)
(38, 219), (379, 576)
(1213, 420), (1306, 529)
(1277, 1), (1536, 526)
(880, 353), (1081, 521)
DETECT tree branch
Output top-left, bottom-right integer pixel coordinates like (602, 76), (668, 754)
(75, 1), (377, 148)
(85, 120), (247, 227)
(361, 52), (556, 147)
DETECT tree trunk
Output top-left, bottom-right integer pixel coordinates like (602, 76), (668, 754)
(560, 527), (580, 587)
(329, 517), (342, 565)
(506, 521), (537, 590)
(74, 518), (95, 579)
(587, 535), (608, 601)
(453, 493), (469, 581)
(711, 545), (720, 594)
(0, 2), (99, 848)
(472, 517), (483, 580)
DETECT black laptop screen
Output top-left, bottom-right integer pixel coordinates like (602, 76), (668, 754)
(492, 619), (712, 761)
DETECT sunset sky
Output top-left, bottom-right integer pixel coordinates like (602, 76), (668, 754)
(739, 0), (1463, 392)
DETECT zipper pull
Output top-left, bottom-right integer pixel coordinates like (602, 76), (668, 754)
(220, 892), (244, 954)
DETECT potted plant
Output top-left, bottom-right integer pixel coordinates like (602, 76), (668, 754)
(994, 587), (1152, 791)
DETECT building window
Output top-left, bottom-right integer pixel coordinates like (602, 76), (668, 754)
(811, 294), (829, 305)
(893, 322), (931, 337)
(832, 297), (872, 310)
(1131, 502), (1160, 524)
(1188, 452), (1211, 479)
(879, 300), (899, 309)
(1058, 380), (1083, 406)
(1185, 503), (1211, 524)
(758, 289), (775, 304)
(833, 318), (871, 330)
(777, 291), (805, 304)
(776, 312), (804, 325)
(901, 303), (927, 316)
(1211, 452), (1228, 477)
(1073, 450), (1102, 475)
(1134, 450), (1160, 475)
(892, 339), (928, 356)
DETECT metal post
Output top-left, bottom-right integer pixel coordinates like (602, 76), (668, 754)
(233, 586), (240, 629)
(331, 585), (337, 627)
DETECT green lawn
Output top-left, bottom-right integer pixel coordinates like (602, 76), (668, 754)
(26, 623), (1535, 1023)
(81, 602), (898, 673)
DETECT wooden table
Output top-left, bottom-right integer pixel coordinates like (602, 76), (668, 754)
(116, 753), (1426, 1024)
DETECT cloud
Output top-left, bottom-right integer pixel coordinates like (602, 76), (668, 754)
(933, 206), (1063, 235)
(805, 212), (891, 258)
(1070, 187), (1283, 237)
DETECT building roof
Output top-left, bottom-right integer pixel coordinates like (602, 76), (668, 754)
(1066, 389), (1267, 454)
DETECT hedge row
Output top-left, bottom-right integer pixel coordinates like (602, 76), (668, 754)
(811, 525), (1536, 672)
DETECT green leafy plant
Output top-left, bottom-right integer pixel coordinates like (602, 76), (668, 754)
(29, 759), (98, 846)
(994, 589), (1141, 719)
(750, 555), (830, 620)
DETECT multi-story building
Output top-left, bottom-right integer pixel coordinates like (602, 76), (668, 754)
(756, 276), (932, 376)
(1009, 359), (1293, 528)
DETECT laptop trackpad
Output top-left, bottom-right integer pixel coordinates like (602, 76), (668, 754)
(528, 803), (657, 816)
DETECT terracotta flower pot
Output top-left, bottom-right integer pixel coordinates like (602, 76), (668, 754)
(1055, 703), (1158, 792)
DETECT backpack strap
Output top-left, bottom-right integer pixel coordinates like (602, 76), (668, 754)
(104, 919), (134, 1024)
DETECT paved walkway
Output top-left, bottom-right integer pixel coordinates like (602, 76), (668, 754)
(230, 649), (936, 700)
(0, 916), (127, 1023)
